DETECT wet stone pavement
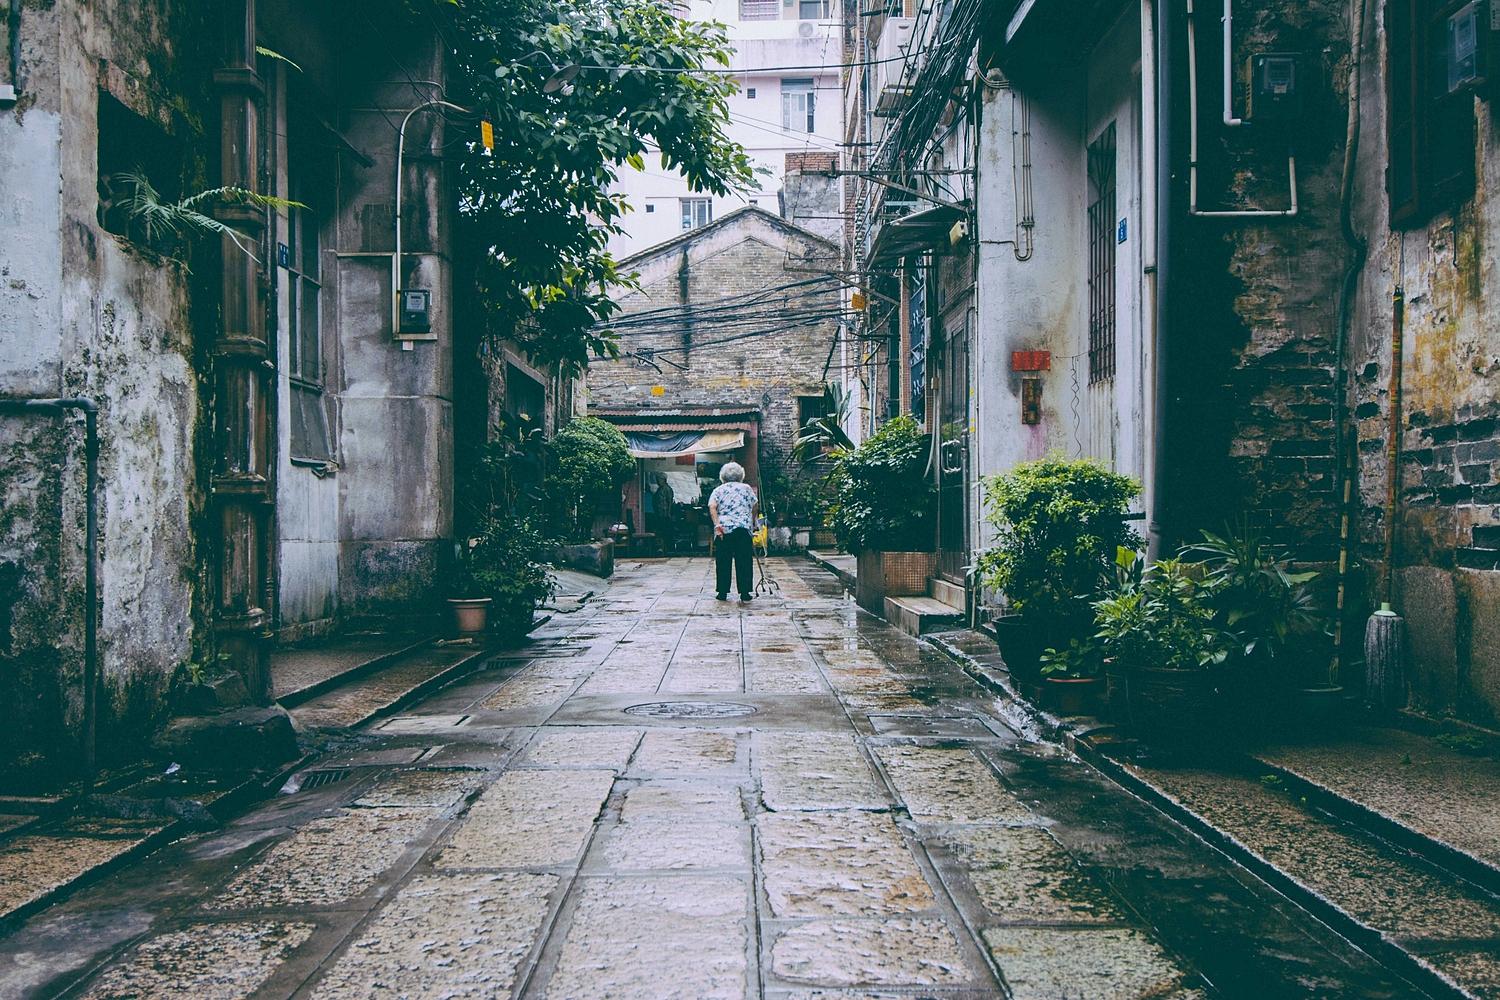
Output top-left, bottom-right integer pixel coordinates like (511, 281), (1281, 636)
(0, 559), (1426, 998)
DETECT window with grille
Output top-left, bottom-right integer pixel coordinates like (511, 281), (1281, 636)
(781, 79), (816, 132)
(1386, 0), (1478, 227)
(739, 0), (779, 19)
(1086, 123), (1116, 386)
(680, 197), (712, 231)
(799, 0), (830, 17)
(286, 167), (333, 463)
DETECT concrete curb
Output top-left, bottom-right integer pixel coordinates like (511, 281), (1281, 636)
(805, 550), (855, 590)
(923, 625), (1479, 1000)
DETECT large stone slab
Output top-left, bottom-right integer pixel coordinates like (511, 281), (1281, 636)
(81, 921), (314, 1000)
(311, 872), (556, 998)
(759, 811), (935, 917)
(439, 769), (614, 869)
(755, 732), (885, 811)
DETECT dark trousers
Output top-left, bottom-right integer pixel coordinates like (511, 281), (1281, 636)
(715, 527), (754, 597)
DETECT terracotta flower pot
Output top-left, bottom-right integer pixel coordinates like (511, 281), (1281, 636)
(448, 597), (492, 635)
(1043, 675), (1104, 716)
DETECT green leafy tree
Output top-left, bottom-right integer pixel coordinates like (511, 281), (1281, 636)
(436, 0), (757, 372)
(546, 416), (635, 541)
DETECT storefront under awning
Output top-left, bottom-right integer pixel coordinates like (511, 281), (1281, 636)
(623, 430), (746, 459)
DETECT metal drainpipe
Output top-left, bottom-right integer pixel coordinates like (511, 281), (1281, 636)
(1149, 0), (1176, 558)
(0, 397), (100, 775)
(3, 0), (21, 103)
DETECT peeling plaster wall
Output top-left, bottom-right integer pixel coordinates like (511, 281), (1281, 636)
(1, 0), (209, 773)
(1347, 4), (1500, 724)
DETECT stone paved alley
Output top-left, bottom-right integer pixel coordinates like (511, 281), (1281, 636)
(0, 560), (1430, 998)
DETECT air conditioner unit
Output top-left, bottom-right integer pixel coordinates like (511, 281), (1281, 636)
(872, 16), (915, 117)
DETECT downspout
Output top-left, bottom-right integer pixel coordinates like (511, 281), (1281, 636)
(0, 398), (99, 776)
(1148, 0), (1176, 557)
(1328, 0), (1370, 689)
(1, 0), (20, 104)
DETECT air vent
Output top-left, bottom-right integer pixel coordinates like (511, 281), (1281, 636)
(298, 769), (352, 789)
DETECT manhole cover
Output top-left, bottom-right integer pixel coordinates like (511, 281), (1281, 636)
(623, 701), (758, 719)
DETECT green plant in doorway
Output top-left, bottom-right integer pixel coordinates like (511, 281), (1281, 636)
(1180, 521), (1324, 663)
(827, 416), (935, 553)
(1092, 558), (1229, 672)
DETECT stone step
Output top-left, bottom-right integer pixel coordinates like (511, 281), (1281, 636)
(287, 644), (492, 731)
(927, 576), (966, 609)
(882, 594), (964, 637)
(1251, 726), (1500, 899)
(273, 635), (436, 707)
(1117, 760), (1500, 999)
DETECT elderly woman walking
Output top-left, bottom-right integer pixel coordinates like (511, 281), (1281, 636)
(708, 462), (758, 601)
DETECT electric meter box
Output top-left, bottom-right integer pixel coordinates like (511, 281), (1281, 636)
(1446, 2), (1487, 94)
(399, 289), (432, 335)
(1246, 53), (1302, 123)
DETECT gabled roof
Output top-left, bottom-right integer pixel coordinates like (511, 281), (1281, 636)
(617, 204), (839, 273)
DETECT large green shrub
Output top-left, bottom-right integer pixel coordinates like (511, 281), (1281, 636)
(828, 416), (935, 553)
(976, 457), (1141, 636)
(545, 417), (634, 541)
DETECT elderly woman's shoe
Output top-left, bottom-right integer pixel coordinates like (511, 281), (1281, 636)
(716, 593), (728, 601)
(739, 593), (753, 602)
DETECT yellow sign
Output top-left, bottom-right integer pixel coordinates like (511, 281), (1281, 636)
(650, 385), (665, 396)
(480, 120), (495, 150)
(851, 291), (867, 311)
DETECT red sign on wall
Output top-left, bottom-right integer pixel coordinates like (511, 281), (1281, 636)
(1011, 351), (1052, 372)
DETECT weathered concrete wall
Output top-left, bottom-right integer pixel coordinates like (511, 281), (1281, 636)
(1345, 3), (1500, 723)
(255, 10), (457, 632)
(1, 0), (213, 776)
(589, 207), (841, 482)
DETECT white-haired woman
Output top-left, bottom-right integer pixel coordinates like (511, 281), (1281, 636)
(708, 461), (759, 601)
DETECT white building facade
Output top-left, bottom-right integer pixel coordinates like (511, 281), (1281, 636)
(606, 0), (844, 258)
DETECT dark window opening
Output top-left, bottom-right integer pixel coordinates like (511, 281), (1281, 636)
(1087, 122), (1117, 385)
(96, 92), (185, 247)
(505, 363), (546, 425)
(287, 116), (335, 465)
(1387, 0), (1478, 227)
(797, 393), (832, 451)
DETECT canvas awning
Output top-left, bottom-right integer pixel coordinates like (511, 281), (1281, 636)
(624, 430), (745, 459)
(870, 202), (968, 263)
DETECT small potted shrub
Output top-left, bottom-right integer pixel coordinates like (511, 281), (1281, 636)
(976, 457), (1141, 678)
(827, 417), (937, 613)
(449, 515), (555, 639)
(1182, 523), (1326, 736)
(1094, 557), (1229, 744)
(1038, 636), (1105, 716)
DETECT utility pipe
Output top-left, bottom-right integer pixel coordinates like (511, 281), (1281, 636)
(1185, 0), (1298, 217)
(1220, 0), (1242, 126)
(1382, 284), (1405, 604)
(1148, 0), (1175, 556)
(392, 99), (472, 341)
(2, 0), (20, 103)
(0, 397), (99, 775)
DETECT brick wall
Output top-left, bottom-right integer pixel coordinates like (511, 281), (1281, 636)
(588, 210), (842, 481)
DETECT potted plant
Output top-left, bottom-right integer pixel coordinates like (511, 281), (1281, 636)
(1094, 557), (1230, 744)
(449, 515), (555, 639)
(826, 417), (938, 614)
(1182, 522), (1327, 736)
(1038, 637), (1105, 715)
(975, 457), (1141, 677)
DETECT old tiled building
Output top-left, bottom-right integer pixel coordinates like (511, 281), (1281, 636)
(846, 0), (1500, 724)
(587, 206), (842, 550)
(0, 0), (505, 776)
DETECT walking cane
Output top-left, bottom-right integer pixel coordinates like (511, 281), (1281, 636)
(753, 522), (780, 596)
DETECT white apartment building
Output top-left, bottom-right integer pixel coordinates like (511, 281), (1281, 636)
(606, 0), (844, 259)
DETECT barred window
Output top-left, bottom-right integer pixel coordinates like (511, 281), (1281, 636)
(1087, 123), (1116, 385)
(739, 0), (779, 19)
